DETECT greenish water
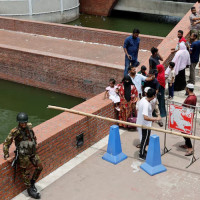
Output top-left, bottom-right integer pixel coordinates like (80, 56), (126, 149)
(67, 13), (176, 37)
(0, 79), (84, 144)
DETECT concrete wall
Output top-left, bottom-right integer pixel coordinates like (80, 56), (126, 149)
(0, 0), (79, 23)
(114, 0), (193, 17)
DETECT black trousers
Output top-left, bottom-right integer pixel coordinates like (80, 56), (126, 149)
(140, 129), (151, 157)
(184, 137), (192, 148)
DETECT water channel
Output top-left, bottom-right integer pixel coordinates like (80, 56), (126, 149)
(68, 12), (176, 37)
(0, 79), (84, 144)
(0, 12), (176, 143)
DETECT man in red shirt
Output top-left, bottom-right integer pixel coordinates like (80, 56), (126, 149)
(171, 30), (186, 53)
(178, 30), (187, 43)
(180, 83), (197, 156)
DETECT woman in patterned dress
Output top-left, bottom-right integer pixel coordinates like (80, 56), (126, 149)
(118, 75), (138, 128)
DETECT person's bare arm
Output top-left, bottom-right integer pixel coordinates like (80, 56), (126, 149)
(145, 75), (155, 82)
(143, 115), (161, 122)
(170, 77), (175, 87)
(123, 48), (132, 60)
(158, 52), (163, 61)
(194, 20), (200, 25)
(192, 17), (200, 22)
(104, 91), (109, 99)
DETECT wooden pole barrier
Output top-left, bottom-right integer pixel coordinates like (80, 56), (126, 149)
(47, 105), (200, 141)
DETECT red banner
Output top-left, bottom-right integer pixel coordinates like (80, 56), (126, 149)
(168, 104), (194, 135)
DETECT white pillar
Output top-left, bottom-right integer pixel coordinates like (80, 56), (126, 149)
(28, 0), (33, 16)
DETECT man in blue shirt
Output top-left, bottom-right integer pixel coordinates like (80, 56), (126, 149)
(188, 33), (200, 84)
(123, 28), (140, 76)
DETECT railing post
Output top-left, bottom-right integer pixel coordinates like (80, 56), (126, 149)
(28, 0), (33, 16)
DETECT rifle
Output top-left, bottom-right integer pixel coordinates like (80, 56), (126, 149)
(11, 149), (19, 182)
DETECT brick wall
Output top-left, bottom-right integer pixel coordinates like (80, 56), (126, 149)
(0, 93), (115, 200)
(80, 0), (118, 16)
(141, 2), (197, 69)
(0, 45), (123, 99)
(0, 16), (163, 50)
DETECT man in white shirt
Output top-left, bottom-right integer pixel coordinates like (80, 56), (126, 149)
(128, 65), (154, 99)
(136, 88), (161, 160)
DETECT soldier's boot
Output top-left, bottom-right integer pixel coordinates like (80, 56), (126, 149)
(27, 187), (41, 199)
(31, 179), (37, 192)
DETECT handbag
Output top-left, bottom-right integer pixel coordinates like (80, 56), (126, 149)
(127, 112), (137, 129)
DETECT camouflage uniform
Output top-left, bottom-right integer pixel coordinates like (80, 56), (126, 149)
(3, 123), (43, 188)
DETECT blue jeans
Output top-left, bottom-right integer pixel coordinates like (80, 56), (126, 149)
(168, 83), (174, 98)
(157, 85), (166, 118)
(124, 56), (140, 76)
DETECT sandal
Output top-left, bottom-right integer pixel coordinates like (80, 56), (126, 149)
(185, 151), (193, 156)
(179, 145), (188, 149)
(136, 144), (141, 148)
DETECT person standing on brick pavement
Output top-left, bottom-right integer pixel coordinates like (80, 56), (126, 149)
(149, 47), (163, 73)
(179, 84), (197, 156)
(123, 28), (140, 76)
(188, 33), (200, 85)
(171, 30), (187, 53)
(157, 64), (166, 125)
(166, 62), (175, 99)
(136, 87), (161, 148)
(190, 7), (200, 40)
(128, 65), (154, 99)
(143, 69), (159, 95)
(3, 112), (43, 199)
(118, 75), (138, 128)
(137, 88), (161, 160)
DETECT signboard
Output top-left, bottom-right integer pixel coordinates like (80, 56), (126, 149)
(168, 104), (194, 135)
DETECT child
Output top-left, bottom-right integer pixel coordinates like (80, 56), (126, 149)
(167, 62), (175, 99)
(138, 65), (147, 95)
(104, 79), (120, 111)
(137, 65), (147, 76)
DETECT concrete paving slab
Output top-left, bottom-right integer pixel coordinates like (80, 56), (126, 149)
(17, 122), (200, 200)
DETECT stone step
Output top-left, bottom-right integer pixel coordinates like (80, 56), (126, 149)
(165, 80), (200, 93)
(185, 70), (200, 82)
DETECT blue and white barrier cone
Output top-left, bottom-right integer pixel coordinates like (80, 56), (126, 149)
(140, 134), (167, 175)
(102, 125), (127, 164)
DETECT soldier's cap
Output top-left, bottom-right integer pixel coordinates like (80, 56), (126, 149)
(144, 87), (151, 93)
(186, 83), (194, 89)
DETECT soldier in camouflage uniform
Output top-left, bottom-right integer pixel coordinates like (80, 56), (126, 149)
(3, 112), (43, 199)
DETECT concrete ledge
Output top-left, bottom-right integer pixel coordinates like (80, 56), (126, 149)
(114, 0), (193, 17)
